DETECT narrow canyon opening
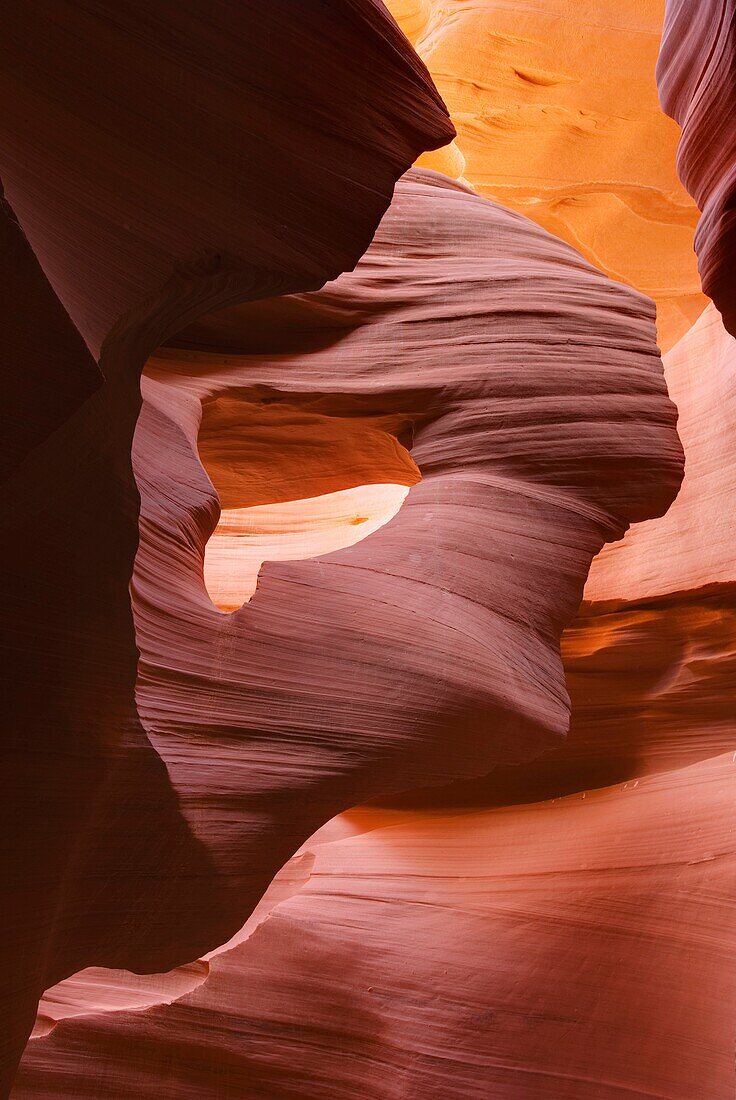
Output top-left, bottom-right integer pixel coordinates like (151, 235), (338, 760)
(195, 394), (422, 612)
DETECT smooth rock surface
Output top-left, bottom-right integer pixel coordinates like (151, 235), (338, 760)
(19, 755), (736, 1099)
(388, 0), (708, 350)
(0, 4), (453, 1087)
(658, 0), (736, 336)
(2, 0), (453, 357)
(17, 169), (683, 1096)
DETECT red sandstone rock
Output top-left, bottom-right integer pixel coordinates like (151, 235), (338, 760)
(2, 0), (453, 357)
(131, 168), (682, 950)
(0, 198), (100, 472)
(0, 4), (453, 1088)
(151, 170), (682, 770)
(3, 7), (700, 1095)
(658, 0), (736, 335)
(17, 753), (736, 1099)
(20, 282), (736, 1094)
(13, 167), (682, 1095)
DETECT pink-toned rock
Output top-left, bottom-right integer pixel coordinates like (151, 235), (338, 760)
(17, 754), (736, 1099)
(14, 166), (682, 1093)
(126, 170), (682, 952)
(10, 7), (735, 1096)
(0, 5), (453, 1087)
(391, 307), (736, 808)
(658, 0), (736, 335)
(587, 304), (736, 602)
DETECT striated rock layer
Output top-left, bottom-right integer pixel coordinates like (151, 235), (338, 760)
(587, 304), (736, 602)
(133, 167), (682, 966)
(18, 754), (736, 1100)
(0, 3), (453, 1088)
(387, 0), (708, 350)
(6, 5), (713, 1096)
(658, 0), (736, 336)
(14, 168), (684, 1096)
(20, 300), (736, 1100)
(392, 307), (736, 809)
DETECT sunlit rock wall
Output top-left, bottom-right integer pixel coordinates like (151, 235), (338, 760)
(388, 0), (708, 351)
(5, 1), (736, 1098)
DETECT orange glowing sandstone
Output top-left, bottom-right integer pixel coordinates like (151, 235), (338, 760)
(389, 0), (707, 350)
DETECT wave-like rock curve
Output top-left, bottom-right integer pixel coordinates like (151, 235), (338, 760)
(0, 3), (453, 1088)
(388, 0), (708, 350)
(658, 0), (736, 335)
(14, 167), (684, 1095)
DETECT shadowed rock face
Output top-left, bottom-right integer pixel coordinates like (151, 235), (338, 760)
(658, 0), (736, 337)
(13, 167), (683, 1096)
(20, 304), (736, 1100)
(0, 0), (454, 358)
(18, 754), (736, 1100)
(0, 201), (101, 472)
(8, 3), (731, 1097)
(0, 2), (453, 1089)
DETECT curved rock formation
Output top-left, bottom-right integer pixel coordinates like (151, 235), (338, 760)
(0, 199), (100, 472)
(6, 5), (710, 1096)
(587, 304), (736, 601)
(658, 0), (736, 336)
(18, 754), (736, 1099)
(132, 167), (681, 955)
(395, 307), (736, 808)
(14, 167), (683, 1095)
(30, 962), (209, 1042)
(0, 3), (453, 1088)
(2, 0), (453, 357)
(387, 0), (708, 350)
(21, 294), (736, 1100)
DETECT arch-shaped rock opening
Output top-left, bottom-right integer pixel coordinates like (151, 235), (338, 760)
(196, 393), (421, 612)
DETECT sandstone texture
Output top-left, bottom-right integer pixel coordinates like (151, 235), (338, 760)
(6, 2), (734, 1097)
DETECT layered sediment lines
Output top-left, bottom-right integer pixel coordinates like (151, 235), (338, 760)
(387, 0), (707, 350)
(131, 168), (682, 948)
(15, 169), (684, 1095)
(401, 307), (736, 809)
(19, 754), (736, 1100)
(0, 3), (453, 1088)
(587, 304), (736, 601)
(7, 4), (720, 1096)
(657, 0), (736, 336)
(1, 0), (453, 357)
(22, 294), (736, 1100)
